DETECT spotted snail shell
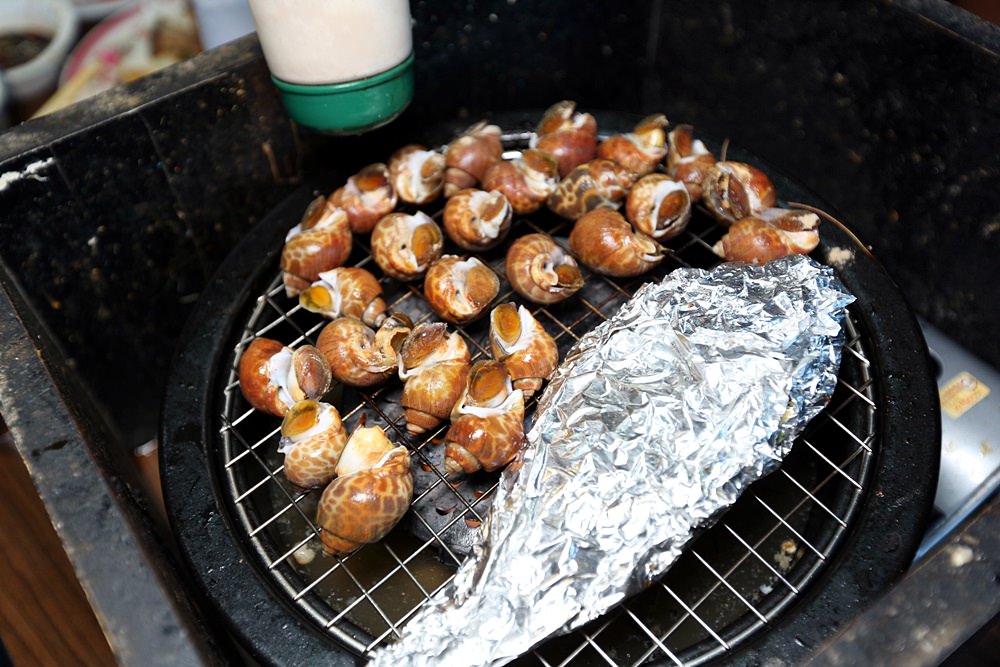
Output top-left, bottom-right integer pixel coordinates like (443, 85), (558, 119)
(316, 314), (411, 388)
(423, 256), (500, 324)
(504, 233), (583, 305)
(713, 209), (820, 264)
(371, 211), (444, 281)
(533, 100), (598, 177)
(547, 158), (636, 220)
(280, 196), (353, 296)
(330, 163), (398, 234)
(625, 173), (692, 241)
(238, 338), (332, 417)
(442, 188), (513, 251)
(298, 267), (387, 329)
(481, 149), (560, 215)
(568, 208), (666, 278)
(388, 144), (446, 205)
(398, 322), (471, 435)
(444, 360), (526, 475)
(315, 425), (413, 555)
(489, 303), (559, 400)
(279, 399), (348, 489)
(444, 121), (504, 197)
(597, 113), (669, 177)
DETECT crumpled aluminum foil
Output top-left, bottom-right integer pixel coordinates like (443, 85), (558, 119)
(369, 255), (855, 667)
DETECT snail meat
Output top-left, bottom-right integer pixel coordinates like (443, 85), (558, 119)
(423, 256), (500, 324)
(238, 338), (332, 417)
(442, 188), (513, 251)
(298, 267), (387, 329)
(315, 425), (414, 555)
(568, 208), (666, 278)
(532, 100), (598, 177)
(330, 163), (398, 234)
(280, 196), (353, 297)
(371, 211), (444, 281)
(388, 144), (446, 205)
(702, 161), (777, 225)
(504, 233), (583, 305)
(489, 303), (559, 400)
(444, 360), (526, 475)
(666, 124), (717, 202)
(398, 323), (471, 435)
(279, 399), (348, 489)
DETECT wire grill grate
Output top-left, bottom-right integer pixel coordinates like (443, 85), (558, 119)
(215, 133), (877, 665)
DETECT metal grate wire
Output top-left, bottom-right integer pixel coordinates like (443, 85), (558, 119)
(215, 132), (877, 665)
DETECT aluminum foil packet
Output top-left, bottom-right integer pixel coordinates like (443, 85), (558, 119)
(370, 254), (855, 666)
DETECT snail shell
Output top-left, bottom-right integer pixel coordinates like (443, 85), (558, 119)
(504, 233), (583, 305)
(444, 121), (504, 197)
(666, 124), (716, 202)
(596, 113), (669, 177)
(489, 303), (559, 400)
(238, 339), (332, 417)
(713, 209), (820, 264)
(279, 399), (348, 489)
(442, 188), (513, 251)
(547, 158), (636, 220)
(569, 208), (666, 278)
(702, 161), (777, 225)
(281, 196), (353, 297)
(330, 163), (398, 234)
(388, 144), (446, 205)
(315, 425), (413, 555)
(371, 211), (444, 281)
(533, 100), (598, 177)
(398, 323), (471, 435)
(625, 173), (692, 240)
(444, 360), (526, 475)
(316, 314), (411, 388)
(481, 150), (560, 215)
(299, 267), (387, 329)
(423, 256), (500, 324)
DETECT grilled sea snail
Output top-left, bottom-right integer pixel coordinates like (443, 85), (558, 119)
(444, 360), (526, 475)
(713, 209), (821, 264)
(388, 144), (446, 205)
(330, 163), (398, 234)
(442, 188), (513, 251)
(547, 158), (635, 220)
(371, 211), (444, 281)
(423, 256), (500, 324)
(299, 267), (387, 329)
(316, 314), (411, 388)
(281, 196), (353, 296)
(238, 338), (332, 417)
(625, 173), (692, 241)
(666, 124), (716, 202)
(315, 425), (413, 555)
(597, 113), (669, 177)
(532, 100), (598, 177)
(504, 233), (583, 304)
(701, 161), (777, 225)
(279, 399), (348, 489)
(398, 323), (471, 435)
(444, 121), (504, 197)
(489, 303), (559, 400)
(569, 208), (666, 278)
(481, 149), (560, 215)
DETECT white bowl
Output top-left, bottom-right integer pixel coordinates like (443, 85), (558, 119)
(1, 0), (79, 104)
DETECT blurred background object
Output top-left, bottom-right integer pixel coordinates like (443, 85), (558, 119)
(190, 0), (255, 50)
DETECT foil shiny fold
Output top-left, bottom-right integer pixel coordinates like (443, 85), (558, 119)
(370, 254), (855, 666)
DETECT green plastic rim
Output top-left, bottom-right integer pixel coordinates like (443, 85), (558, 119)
(273, 53), (414, 135)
